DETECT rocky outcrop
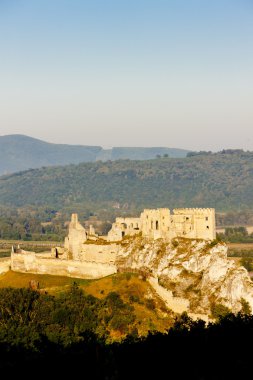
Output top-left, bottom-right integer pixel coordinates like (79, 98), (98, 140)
(116, 237), (253, 314)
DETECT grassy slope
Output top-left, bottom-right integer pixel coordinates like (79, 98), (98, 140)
(83, 273), (174, 335)
(0, 271), (89, 290)
(0, 271), (174, 335)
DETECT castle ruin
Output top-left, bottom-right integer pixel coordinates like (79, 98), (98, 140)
(10, 208), (216, 280)
(108, 208), (215, 242)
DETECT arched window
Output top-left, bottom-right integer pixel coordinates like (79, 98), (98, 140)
(156, 221), (159, 230)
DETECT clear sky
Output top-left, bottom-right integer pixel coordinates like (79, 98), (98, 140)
(0, 0), (252, 151)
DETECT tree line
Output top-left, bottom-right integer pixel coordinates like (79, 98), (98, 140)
(0, 284), (252, 379)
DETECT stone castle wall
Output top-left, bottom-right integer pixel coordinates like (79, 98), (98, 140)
(172, 208), (216, 240)
(0, 258), (11, 275)
(148, 277), (190, 314)
(108, 208), (216, 242)
(11, 251), (116, 279)
(140, 208), (171, 240)
(74, 243), (119, 263)
(64, 213), (87, 259)
(107, 217), (141, 241)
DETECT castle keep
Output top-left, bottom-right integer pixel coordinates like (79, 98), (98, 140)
(108, 208), (216, 242)
(10, 208), (216, 280)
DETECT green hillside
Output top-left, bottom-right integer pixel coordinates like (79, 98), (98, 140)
(0, 271), (173, 338)
(1, 149), (253, 240)
(0, 150), (253, 211)
(96, 146), (189, 160)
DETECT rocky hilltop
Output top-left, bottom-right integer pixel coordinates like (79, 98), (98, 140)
(8, 211), (253, 317)
(116, 236), (253, 315)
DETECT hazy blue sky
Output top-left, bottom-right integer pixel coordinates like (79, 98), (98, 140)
(0, 0), (252, 151)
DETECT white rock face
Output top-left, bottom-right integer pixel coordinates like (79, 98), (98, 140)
(117, 237), (253, 314)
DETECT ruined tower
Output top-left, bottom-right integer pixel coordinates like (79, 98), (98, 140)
(64, 213), (87, 259)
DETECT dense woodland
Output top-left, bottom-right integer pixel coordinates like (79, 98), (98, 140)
(1, 150), (253, 240)
(0, 284), (251, 379)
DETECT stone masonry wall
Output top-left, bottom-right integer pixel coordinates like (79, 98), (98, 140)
(78, 243), (119, 263)
(64, 213), (87, 259)
(11, 252), (117, 279)
(108, 208), (216, 242)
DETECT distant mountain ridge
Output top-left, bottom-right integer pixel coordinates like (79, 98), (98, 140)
(0, 134), (190, 175)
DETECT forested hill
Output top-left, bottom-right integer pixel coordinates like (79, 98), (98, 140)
(0, 150), (253, 213)
(0, 135), (189, 175)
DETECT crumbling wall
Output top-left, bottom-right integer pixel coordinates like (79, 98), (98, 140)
(64, 213), (87, 259)
(107, 217), (141, 241)
(78, 243), (119, 263)
(0, 258), (11, 275)
(11, 251), (116, 279)
(173, 208), (216, 240)
(140, 208), (171, 240)
(108, 208), (216, 241)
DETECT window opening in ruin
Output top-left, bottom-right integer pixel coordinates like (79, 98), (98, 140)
(206, 217), (208, 221)
(156, 221), (159, 230)
(206, 226), (209, 229)
(186, 217), (189, 221)
(122, 231), (125, 237)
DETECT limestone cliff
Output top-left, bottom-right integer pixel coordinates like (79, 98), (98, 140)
(116, 236), (253, 315)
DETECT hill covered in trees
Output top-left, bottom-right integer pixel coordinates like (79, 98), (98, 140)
(0, 149), (253, 240)
(0, 134), (189, 175)
(0, 282), (252, 379)
(0, 149), (253, 211)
